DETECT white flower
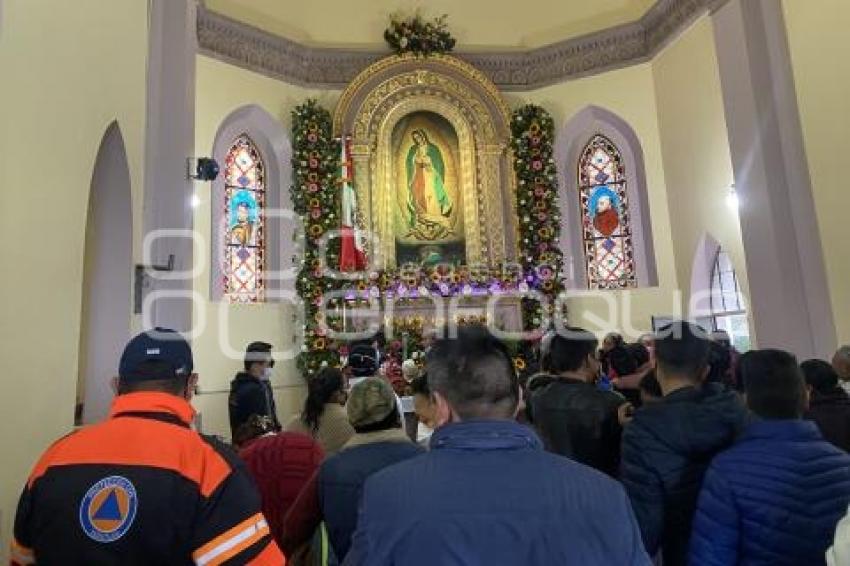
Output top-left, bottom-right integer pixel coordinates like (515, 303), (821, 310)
(399, 37), (409, 48)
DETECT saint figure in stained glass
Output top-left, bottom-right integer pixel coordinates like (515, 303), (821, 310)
(223, 134), (265, 303)
(577, 135), (636, 289)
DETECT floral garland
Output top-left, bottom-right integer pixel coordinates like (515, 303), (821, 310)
(290, 100), (565, 377)
(384, 13), (456, 56)
(511, 104), (565, 332)
(291, 100), (345, 376)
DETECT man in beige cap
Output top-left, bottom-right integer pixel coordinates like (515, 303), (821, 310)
(282, 377), (423, 561)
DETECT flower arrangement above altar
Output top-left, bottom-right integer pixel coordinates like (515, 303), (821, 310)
(384, 12), (456, 56)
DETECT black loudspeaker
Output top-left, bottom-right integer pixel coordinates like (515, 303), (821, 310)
(188, 157), (220, 181)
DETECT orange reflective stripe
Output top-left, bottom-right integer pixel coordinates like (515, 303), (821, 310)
(27, 416), (231, 496)
(193, 513), (270, 566)
(248, 540), (286, 565)
(10, 538), (34, 565)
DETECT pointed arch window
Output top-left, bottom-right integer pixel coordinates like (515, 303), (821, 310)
(223, 134), (266, 303)
(578, 134), (636, 289)
(710, 248), (750, 350)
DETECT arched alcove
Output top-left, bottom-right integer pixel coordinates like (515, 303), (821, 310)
(334, 54), (516, 266)
(690, 232), (722, 319)
(689, 232), (751, 350)
(76, 121), (133, 424)
(210, 104), (295, 302)
(556, 105), (657, 289)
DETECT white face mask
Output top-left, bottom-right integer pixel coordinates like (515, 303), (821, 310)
(262, 367), (273, 380)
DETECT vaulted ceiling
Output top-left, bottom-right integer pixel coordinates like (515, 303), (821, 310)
(204, 0), (657, 50)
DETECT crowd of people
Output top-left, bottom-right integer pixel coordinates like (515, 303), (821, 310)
(10, 323), (850, 565)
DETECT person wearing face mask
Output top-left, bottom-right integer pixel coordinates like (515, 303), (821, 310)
(527, 327), (628, 477)
(229, 341), (281, 442)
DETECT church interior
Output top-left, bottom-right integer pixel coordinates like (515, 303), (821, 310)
(1, 0), (849, 556)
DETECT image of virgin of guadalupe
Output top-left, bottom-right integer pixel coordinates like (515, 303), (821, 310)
(405, 129), (453, 239)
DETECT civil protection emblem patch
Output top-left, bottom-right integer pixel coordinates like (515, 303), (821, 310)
(79, 475), (138, 543)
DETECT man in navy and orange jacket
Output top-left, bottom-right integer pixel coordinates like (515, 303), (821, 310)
(10, 328), (285, 565)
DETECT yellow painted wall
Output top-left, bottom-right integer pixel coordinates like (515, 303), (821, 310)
(782, 0), (850, 345)
(0, 0), (148, 552)
(191, 55), (340, 440)
(190, 57), (681, 441)
(510, 63), (681, 339)
(651, 17), (750, 329)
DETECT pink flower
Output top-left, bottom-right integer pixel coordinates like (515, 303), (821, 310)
(537, 211), (548, 221)
(530, 136), (541, 146)
(307, 183), (319, 193)
(311, 208), (322, 219)
(534, 187), (546, 197)
(532, 161), (543, 171)
(538, 242), (548, 252)
(307, 133), (318, 143)
(309, 158), (319, 169)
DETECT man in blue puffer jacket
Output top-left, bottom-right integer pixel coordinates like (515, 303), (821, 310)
(690, 349), (850, 566)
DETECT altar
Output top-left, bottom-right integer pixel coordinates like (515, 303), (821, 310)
(292, 47), (564, 375)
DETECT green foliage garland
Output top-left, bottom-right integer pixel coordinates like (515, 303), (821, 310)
(510, 104), (565, 331)
(290, 100), (344, 377)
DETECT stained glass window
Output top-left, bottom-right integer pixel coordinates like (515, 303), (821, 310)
(578, 135), (636, 289)
(223, 134), (265, 303)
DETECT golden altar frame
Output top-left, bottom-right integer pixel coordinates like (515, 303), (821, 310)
(334, 54), (519, 268)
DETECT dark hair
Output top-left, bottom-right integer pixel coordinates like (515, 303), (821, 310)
(244, 341), (273, 372)
(639, 370), (662, 398)
(628, 343), (651, 367)
(232, 414), (277, 447)
(801, 359), (839, 394)
(655, 321), (710, 380)
(410, 373), (430, 397)
(603, 332), (624, 349)
(117, 360), (189, 396)
(543, 328), (598, 374)
(741, 349), (805, 419)
(706, 341), (732, 385)
(608, 345), (638, 377)
(301, 367), (345, 432)
(352, 406), (401, 434)
(426, 325), (518, 420)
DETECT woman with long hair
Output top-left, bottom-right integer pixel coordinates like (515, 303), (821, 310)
(285, 367), (354, 456)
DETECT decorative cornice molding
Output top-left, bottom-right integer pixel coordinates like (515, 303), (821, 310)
(196, 0), (730, 91)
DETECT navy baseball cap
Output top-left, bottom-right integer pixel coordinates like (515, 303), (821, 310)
(119, 328), (194, 382)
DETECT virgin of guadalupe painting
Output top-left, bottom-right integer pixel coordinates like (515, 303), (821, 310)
(406, 129), (453, 233)
(393, 112), (464, 264)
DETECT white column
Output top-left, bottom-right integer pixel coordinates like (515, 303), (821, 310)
(142, 0), (197, 333)
(712, 0), (836, 358)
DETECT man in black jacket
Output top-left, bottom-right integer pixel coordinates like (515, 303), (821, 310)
(529, 328), (627, 477)
(229, 341), (281, 441)
(802, 358), (850, 452)
(620, 321), (748, 566)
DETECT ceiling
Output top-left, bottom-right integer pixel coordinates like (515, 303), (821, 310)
(204, 0), (658, 50)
